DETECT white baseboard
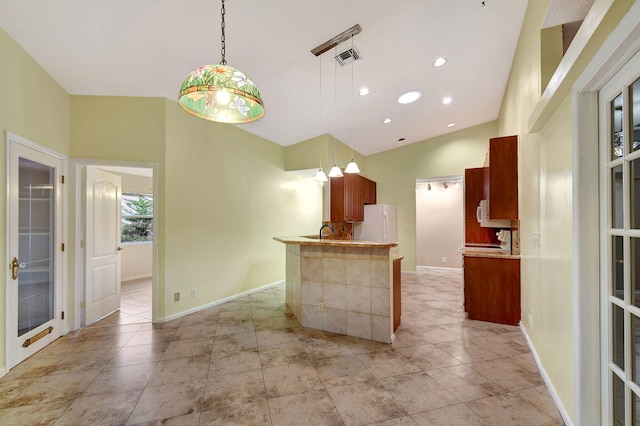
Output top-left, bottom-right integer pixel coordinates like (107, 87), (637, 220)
(416, 265), (462, 272)
(122, 274), (152, 282)
(0, 367), (7, 378)
(157, 280), (285, 323)
(520, 323), (573, 426)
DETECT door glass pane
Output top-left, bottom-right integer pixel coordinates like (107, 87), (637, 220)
(633, 314), (640, 384)
(613, 165), (624, 229)
(18, 158), (55, 337)
(632, 77), (640, 153)
(634, 391), (640, 425)
(614, 303), (625, 370)
(633, 159), (640, 229)
(614, 236), (625, 298)
(613, 93), (624, 159)
(614, 372), (626, 425)
(634, 238), (640, 308)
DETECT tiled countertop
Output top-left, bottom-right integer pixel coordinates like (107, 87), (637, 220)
(461, 248), (520, 259)
(273, 236), (397, 248)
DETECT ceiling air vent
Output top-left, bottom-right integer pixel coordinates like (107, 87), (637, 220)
(335, 48), (361, 66)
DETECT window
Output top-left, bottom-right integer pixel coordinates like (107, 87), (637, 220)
(121, 193), (153, 243)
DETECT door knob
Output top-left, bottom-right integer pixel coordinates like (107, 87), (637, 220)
(117, 246), (124, 251)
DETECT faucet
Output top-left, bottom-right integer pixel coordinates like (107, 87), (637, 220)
(319, 224), (335, 240)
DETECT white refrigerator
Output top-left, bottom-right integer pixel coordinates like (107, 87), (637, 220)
(354, 204), (397, 242)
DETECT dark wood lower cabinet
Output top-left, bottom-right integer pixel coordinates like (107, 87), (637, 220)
(393, 257), (402, 331)
(463, 256), (520, 326)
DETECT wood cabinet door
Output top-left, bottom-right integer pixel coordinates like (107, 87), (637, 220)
(464, 168), (499, 244)
(485, 135), (518, 219)
(344, 174), (365, 221)
(463, 256), (520, 325)
(330, 176), (345, 222)
(393, 258), (401, 331)
(363, 176), (377, 204)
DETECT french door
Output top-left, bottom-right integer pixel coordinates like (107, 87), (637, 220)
(600, 48), (640, 425)
(6, 133), (64, 369)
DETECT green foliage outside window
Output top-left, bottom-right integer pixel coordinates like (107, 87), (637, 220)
(122, 194), (153, 243)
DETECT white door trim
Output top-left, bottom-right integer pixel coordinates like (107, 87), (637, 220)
(69, 158), (158, 328)
(573, 2), (640, 424)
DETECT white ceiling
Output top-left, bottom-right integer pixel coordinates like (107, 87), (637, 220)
(0, 0), (536, 155)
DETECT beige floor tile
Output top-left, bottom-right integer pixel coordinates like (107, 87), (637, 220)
(125, 329), (176, 348)
(263, 360), (324, 398)
(147, 355), (211, 386)
(173, 323), (217, 341)
(128, 412), (201, 425)
(162, 338), (214, 360)
(255, 328), (301, 348)
(426, 364), (508, 402)
(127, 379), (206, 424)
(109, 344), (166, 367)
(208, 348), (262, 376)
(394, 344), (461, 371)
(466, 393), (562, 425)
(367, 417), (418, 426)
(202, 369), (266, 410)
(379, 372), (459, 414)
(212, 331), (258, 353)
(411, 403), (491, 425)
(305, 340), (355, 364)
(199, 400), (271, 425)
(314, 355), (375, 387)
(56, 389), (141, 425)
(470, 357), (544, 392)
(83, 362), (158, 396)
(356, 350), (421, 378)
(268, 389), (344, 426)
(326, 380), (407, 426)
(215, 319), (256, 336)
(516, 385), (566, 424)
(330, 335), (391, 354)
(258, 342), (310, 368)
(7, 370), (99, 406)
(0, 400), (71, 425)
(4, 353), (65, 379)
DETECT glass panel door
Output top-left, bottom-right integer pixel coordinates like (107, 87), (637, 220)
(601, 50), (640, 424)
(18, 158), (55, 336)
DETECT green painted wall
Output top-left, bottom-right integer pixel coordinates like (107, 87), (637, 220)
(0, 27), (71, 372)
(366, 121), (498, 270)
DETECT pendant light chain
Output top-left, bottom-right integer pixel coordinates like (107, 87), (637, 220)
(350, 36), (354, 158)
(220, 0), (227, 65)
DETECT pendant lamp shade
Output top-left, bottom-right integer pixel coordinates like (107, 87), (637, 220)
(178, 0), (264, 124)
(328, 165), (343, 178)
(179, 65), (264, 123)
(344, 160), (360, 174)
(314, 168), (328, 182)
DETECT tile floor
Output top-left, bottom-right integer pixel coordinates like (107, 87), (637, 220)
(0, 268), (565, 425)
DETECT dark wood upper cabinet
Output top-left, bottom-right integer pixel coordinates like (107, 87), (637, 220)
(330, 174), (376, 222)
(484, 135), (518, 219)
(464, 168), (500, 245)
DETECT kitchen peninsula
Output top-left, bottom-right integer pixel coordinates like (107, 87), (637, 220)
(273, 236), (399, 343)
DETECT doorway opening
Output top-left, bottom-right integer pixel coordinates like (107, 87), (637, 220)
(415, 175), (463, 269)
(71, 160), (158, 329)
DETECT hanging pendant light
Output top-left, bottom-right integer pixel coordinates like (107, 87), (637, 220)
(328, 46), (344, 178)
(178, 0), (265, 123)
(315, 168), (328, 182)
(344, 36), (360, 174)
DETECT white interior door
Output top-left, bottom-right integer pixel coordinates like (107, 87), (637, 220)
(6, 134), (64, 369)
(84, 167), (122, 325)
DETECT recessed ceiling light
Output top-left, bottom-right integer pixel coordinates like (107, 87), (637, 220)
(448, 122), (456, 127)
(442, 96), (452, 105)
(433, 57), (447, 67)
(383, 118), (392, 124)
(359, 87), (370, 96)
(398, 90), (422, 104)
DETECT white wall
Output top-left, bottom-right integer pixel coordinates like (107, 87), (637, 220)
(415, 179), (463, 268)
(121, 243), (152, 281)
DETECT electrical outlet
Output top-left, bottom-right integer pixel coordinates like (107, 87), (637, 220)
(191, 289), (196, 298)
(174, 292), (180, 302)
(318, 302), (324, 312)
(442, 257), (447, 263)
(528, 314), (533, 328)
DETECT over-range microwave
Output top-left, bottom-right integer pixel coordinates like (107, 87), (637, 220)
(476, 199), (511, 228)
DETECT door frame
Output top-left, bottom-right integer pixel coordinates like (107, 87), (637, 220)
(70, 158), (158, 328)
(5, 131), (68, 369)
(573, 2), (640, 424)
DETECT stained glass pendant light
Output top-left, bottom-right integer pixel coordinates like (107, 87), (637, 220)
(178, 0), (265, 123)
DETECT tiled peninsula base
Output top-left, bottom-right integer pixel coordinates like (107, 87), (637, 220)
(283, 243), (395, 343)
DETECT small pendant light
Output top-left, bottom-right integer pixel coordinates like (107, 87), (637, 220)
(178, 0), (265, 123)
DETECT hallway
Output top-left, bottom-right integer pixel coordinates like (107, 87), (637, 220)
(0, 268), (564, 425)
